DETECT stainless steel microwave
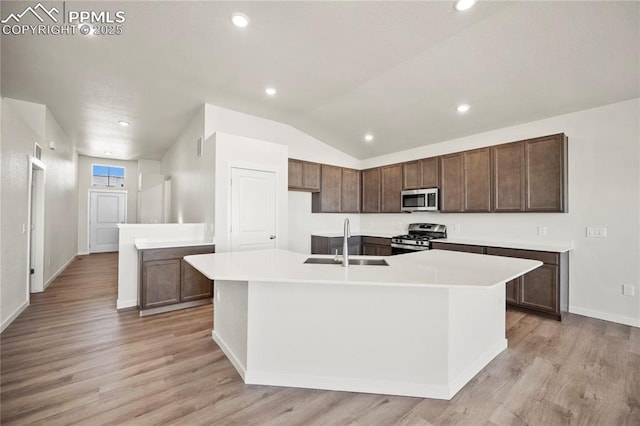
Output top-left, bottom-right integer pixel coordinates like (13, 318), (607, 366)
(401, 188), (438, 212)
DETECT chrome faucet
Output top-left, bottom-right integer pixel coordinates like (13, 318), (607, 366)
(342, 218), (351, 267)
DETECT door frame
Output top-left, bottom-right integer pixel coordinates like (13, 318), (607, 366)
(227, 162), (280, 252)
(87, 189), (128, 253)
(27, 156), (46, 294)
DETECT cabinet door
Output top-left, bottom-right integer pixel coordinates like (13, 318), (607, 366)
(303, 162), (321, 192)
(181, 260), (213, 302)
(312, 164), (342, 212)
(420, 157), (439, 189)
(142, 259), (181, 309)
(505, 277), (519, 304)
(439, 153), (464, 212)
(341, 168), (361, 213)
(377, 244), (393, 256)
(493, 142), (525, 212)
(525, 134), (567, 212)
(402, 161), (421, 190)
(381, 164), (402, 213)
(288, 159), (303, 189)
(464, 148), (491, 212)
(361, 168), (381, 213)
(519, 264), (559, 314)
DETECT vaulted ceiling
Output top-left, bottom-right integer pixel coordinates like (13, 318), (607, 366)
(2, 1), (638, 160)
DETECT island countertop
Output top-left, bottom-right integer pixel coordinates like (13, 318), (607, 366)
(184, 248), (541, 289)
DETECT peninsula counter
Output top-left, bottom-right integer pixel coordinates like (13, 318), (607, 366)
(185, 249), (541, 399)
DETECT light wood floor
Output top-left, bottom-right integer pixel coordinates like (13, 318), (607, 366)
(1, 253), (639, 425)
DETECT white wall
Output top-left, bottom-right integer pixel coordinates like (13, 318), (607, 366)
(205, 104), (360, 169)
(76, 155), (138, 254)
(1, 98), (78, 332)
(212, 132), (289, 253)
(160, 106), (212, 230)
(357, 98), (640, 327)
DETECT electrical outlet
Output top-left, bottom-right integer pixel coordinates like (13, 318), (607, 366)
(22, 224), (27, 234)
(586, 227), (607, 238)
(622, 285), (635, 296)
(538, 226), (547, 236)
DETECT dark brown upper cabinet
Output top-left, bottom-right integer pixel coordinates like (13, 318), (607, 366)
(402, 161), (421, 190)
(381, 164), (402, 213)
(525, 133), (568, 212)
(420, 157), (440, 189)
(439, 153), (464, 212)
(288, 159), (321, 192)
(341, 168), (361, 213)
(463, 147), (491, 212)
(493, 141), (526, 212)
(312, 165), (361, 213)
(402, 157), (439, 190)
(361, 168), (381, 213)
(312, 164), (342, 213)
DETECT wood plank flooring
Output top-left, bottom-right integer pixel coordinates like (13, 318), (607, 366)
(1, 253), (639, 425)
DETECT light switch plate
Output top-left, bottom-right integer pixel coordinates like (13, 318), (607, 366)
(623, 285), (635, 296)
(586, 227), (607, 238)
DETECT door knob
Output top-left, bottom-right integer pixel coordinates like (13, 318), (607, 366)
(269, 235), (276, 240)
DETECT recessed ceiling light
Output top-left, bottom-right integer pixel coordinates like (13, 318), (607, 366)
(364, 134), (374, 142)
(455, 0), (477, 12)
(231, 13), (250, 28)
(457, 104), (470, 113)
(265, 87), (277, 96)
(118, 120), (130, 127)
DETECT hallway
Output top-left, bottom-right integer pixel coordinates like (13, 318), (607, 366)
(1, 253), (639, 425)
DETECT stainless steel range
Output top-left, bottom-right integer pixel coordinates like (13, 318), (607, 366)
(391, 223), (447, 255)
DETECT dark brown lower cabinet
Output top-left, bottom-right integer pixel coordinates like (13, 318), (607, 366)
(430, 242), (568, 320)
(139, 245), (215, 315)
(361, 237), (393, 256)
(311, 235), (391, 256)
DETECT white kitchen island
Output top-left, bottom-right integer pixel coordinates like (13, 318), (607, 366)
(184, 249), (541, 400)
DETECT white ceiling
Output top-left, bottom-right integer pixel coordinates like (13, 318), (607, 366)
(2, 1), (639, 161)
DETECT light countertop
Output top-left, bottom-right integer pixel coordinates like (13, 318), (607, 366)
(185, 248), (541, 289)
(433, 237), (573, 253)
(134, 238), (215, 250)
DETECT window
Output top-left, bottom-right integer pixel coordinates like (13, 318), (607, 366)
(92, 164), (125, 188)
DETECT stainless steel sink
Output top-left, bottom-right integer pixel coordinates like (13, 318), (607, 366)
(304, 257), (388, 266)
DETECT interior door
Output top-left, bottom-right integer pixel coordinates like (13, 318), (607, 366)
(230, 167), (277, 252)
(90, 191), (126, 253)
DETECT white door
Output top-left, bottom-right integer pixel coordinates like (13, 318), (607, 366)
(29, 164), (45, 293)
(230, 168), (277, 251)
(90, 191), (126, 253)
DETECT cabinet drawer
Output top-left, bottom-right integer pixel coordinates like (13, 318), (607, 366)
(361, 236), (391, 246)
(486, 247), (558, 265)
(141, 245), (215, 262)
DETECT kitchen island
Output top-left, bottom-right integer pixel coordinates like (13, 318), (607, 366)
(185, 249), (541, 400)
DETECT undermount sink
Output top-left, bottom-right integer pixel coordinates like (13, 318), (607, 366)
(304, 257), (389, 266)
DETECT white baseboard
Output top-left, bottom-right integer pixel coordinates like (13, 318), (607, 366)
(1, 299), (29, 333)
(117, 298), (138, 310)
(77, 251), (90, 256)
(570, 305), (640, 328)
(448, 338), (508, 398)
(212, 330), (247, 381)
(44, 254), (77, 290)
